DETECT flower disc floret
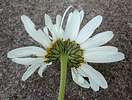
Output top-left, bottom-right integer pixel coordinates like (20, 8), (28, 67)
(45, 39), (84, 68)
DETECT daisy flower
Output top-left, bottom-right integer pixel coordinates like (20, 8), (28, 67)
(7, 6), (125, 99)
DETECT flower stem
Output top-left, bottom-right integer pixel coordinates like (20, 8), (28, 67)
(58, 54), (68, 100)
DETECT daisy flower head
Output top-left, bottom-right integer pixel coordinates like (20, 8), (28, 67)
(7, 6), (125, 99)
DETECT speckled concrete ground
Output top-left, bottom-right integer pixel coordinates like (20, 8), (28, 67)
(0, 0), (132, 100)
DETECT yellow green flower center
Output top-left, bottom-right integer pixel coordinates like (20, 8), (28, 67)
(45, 39), (84, 68)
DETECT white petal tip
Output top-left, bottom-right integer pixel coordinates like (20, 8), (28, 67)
(115, 52), (125, 62)
(101, 81), (108, 89)
(21, 15), (26, 18)
(7, 51), (14, 58)
(103, 84), (108, 89)
(38, 64), (48, 78)
(38, 73), (43, 77)
(119, 52), (125, 60)
(7, 52), (11, 58)
(96, 15), (103, 25)
(107, 31), (114, 38)
(40, 75), (43, 77)
(45, 14), (47, 16)
(45, 14), (49, 18)
(97, 15), (103, 20)
(21, 73), (31, 81)
(21, 77), (26, 81)
(21, 73), (30, 81)
(11, 59), (16, 63)
(93, 89), (99, 92)
(91, 86), (99, 92)
(21, 15), (28, 21)
(107, 31), (113, 34)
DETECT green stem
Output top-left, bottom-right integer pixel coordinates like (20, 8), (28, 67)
(58, 54), (68, 100)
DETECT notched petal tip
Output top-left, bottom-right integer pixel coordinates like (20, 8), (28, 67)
(89, 78), (100, 91)
(118, 52), (125, 60)
(103, 82), (108, 89)
(92, 87), (100, 92)
(80, 64), (108, 91)
(71, 68), (90, 89)
(38, 65), (47, 77)
(7, 51), (12, 58)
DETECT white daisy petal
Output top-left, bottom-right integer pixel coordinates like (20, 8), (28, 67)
(77, 66), (99, 91)
(71, 68), (90, 88)
(60, 5), (72, 28)
(45, 14), (64, 40)
(95, 71), (108, 89)
(65, 10), (80, 40)
(43, 26), (52, 40)
(84, 51), (125, 63)
(77, 68), (87, 77)
(11, 58), (44, 65)
(81, 31), (114, 49)
(22, 63), (41, 81)
(55, 15), (64, 38)
(43, 26), (49, 34)
(53, 24), (64, 39)
(7, 46), (45, 58)
(85, 46), (118, 52)
(36, 29), (51, 48)
(21, 15), (35, 34)
(80, 10), (84, 23)
(45, 14), (57, 39)
(80, 64), (108, 89)
(56, 15), (62, 28)
(66, 13), (73, 25)
(89, 77), (100, 91)
(76, 15), (103, 43)
(64, 12), (73, 40)
(83, 67), (107, 89)
(45, 14), (54, 30)
(21, 15), (51, 48)
(38, 64), (47, 77)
